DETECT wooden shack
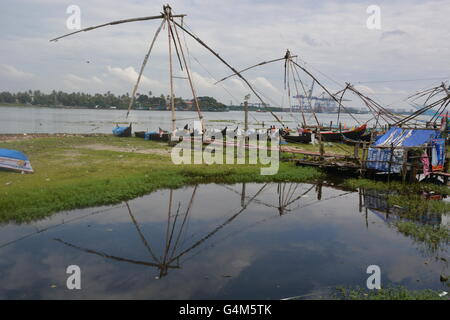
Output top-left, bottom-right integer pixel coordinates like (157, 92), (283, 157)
(364, 126), (447, 182)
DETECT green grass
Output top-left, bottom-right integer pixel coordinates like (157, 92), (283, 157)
(344, 178), (450, 195)
(336, 286), (448, 300)
(282, 141), (357, 157)
(0, 135), (322, 223)
(388, 194), (450, 216)
(345, 178), (450, 251)
(395, 221), (449, 248)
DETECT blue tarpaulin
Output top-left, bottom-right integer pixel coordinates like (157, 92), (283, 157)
(113, 126), (128, 136)
(366, 127), (445, 173)
(372, 127), (441, 147)
(366, 148), (404, 173)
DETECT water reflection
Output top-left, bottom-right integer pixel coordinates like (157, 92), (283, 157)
(53, 184), (271, 279)
(0, 182), (448, 299)
(360, 189), (446, 226)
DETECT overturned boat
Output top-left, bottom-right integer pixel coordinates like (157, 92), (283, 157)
(0, 149), (33, 173)
(113, 124), (132, 137)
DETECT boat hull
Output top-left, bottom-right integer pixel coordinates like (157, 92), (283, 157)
(145, 132), (170, 142)
(135, 131), (146, 138)
(319, 124), (366, 142)
(113, 125), (132, 137)
(282, 131), (312, 144)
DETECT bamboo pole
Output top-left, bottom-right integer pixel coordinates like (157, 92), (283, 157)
(290, 59), (320, 126)
(171, 18), (204, 132)
(214, 56), (292, 84)
(49, 14), (187, 42)
(126, 19), (165, 117)
(388, 143), (394, 183)
(170, 19), (286, 127)
(166, 7), (176, 133)
(290, 60), (361, 125)
(288, 59), (307, 127)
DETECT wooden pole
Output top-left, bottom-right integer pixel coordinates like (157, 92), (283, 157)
(290, 60), (361, 125)
(402, 151), (408, 183)
(171, 19), (204, 133)
(166, 7), (176, 133)
(49, 13), (186, 42)
(360, 143), (367, 177)
(288, 59), (307, 127)
(319, 132), (324, 161)
(126, 19), (165, 117)
(244, 100), (249, 132)
(388, 143), (394, 183)
(354, 143), (360, 160)
(290, 58), (320, 126)
(171, 19), (286, 127)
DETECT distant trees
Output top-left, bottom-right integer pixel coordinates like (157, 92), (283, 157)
(0, 92), (15, 103)
(197, 96), (227, 111)
(0, 90), (229, 111)
(0, 90), (165, 109)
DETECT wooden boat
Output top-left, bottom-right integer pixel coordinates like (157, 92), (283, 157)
(319, 124), (367, 142)
(135, 131), (146, 138)
(147, 128), (170, 142)
(359, 130), (373, 142)
(135, 128), (170, 141)
(146, 132), (170, 142)
(0, 148), (33, 173)
(113, 124), (132, 137)
(281, 130), (312, 144)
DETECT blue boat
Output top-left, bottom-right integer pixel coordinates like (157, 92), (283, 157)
(0, 149), (34, 173)
(113, 124), (132, 137)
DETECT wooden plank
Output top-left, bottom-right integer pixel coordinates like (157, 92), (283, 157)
(280, 146), (347, 159)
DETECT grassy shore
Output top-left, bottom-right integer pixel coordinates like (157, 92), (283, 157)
(336, 286), (448, 300)
(0, 135), (323, 223)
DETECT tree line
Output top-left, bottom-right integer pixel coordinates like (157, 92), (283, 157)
(0, 90), (228, 111)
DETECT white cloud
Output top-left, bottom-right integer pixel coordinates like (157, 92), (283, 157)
(1, 0), (450, 109)
(63, 73), (103, 91)
(0, 64), (35, 80)
(353, 85), (375, 94)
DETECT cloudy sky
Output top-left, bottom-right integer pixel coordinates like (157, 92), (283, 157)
(1, 0), (450, 109)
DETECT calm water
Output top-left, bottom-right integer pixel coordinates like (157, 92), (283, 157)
(0, 182), (448, 299)
(0, 106), (404, 134)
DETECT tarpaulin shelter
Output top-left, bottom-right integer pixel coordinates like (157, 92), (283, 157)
(0, 149), (34, 173)
(366, 127), (445, 174)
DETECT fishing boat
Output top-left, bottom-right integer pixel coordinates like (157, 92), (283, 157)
(134, 131), (146, 138)
(319, 124), (367, 142)
(113, 124), (132, 137)
(135, 128), (170, 141)
(0, 149), (34, 173)
(281, 129), (312, 144)
(145, 128), (170, 142)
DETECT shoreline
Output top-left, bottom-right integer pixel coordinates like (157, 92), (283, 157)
(0, 135), (322, 222)
(1, 134), (448, 223)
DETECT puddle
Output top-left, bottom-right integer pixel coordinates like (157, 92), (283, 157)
(0, 182), (448, 299)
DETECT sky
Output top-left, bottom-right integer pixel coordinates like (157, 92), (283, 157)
(1, 0), (450, 109)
